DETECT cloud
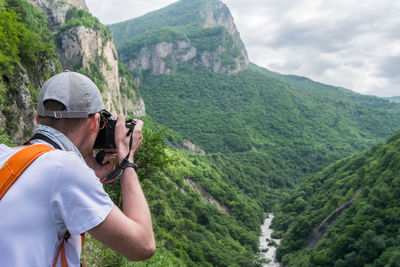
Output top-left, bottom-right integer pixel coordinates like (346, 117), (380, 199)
(379, 56), (400, 81)
(223, 0), (400, 96)
(86, 0), (400, 96)
(86, 0), (176, 24)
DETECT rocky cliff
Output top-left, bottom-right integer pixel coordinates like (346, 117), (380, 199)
(28, 0), (146, 117)
(0, 65), (48, 143)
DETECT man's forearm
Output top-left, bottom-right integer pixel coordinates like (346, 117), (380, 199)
(88, 167), (155, 261)
(120, 168), (154, 245)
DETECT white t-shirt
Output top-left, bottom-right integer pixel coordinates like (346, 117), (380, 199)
(0, 144), (114, 266)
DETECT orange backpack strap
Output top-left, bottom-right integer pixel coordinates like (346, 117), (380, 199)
(81, 232), (86, 267)
(0, 144), (54, 200)
(51, 232), (86, 267)
(52, 237), (68, 267)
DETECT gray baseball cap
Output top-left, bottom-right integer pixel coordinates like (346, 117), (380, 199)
(37, 71), (105, 118)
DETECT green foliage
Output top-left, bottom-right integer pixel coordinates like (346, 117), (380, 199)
(85, 237), (183, 266)
(0, 129), (14, 146)
(118, 62), (138, 99)
(0, 1), (21, 75)
(274, 131), (400, 265)
(76, 59), (106, 92)
(0, 0), (60, 140)
(117, 26), (239, 62)
(187, 27), (230, 52)
(98, 117), (263, 266)
(58, 7), (111, 40)
(0, 0), (57, 76)
(118, 27), (188, 58)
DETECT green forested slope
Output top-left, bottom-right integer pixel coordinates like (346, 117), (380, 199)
(137, 64), (400, 209)
(0, 0), (61, 138)
(0, 0), (58, 78)
(273, 131), (400, 266)
(83, 117), (264, 266)
(108, 0), (211, 45)
(249, 63), (390, 107)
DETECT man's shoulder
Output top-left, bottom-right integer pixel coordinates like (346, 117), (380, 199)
(41, 149), (88, 171)
(23, 148), (88, 180)
(41, 150), (99, 188)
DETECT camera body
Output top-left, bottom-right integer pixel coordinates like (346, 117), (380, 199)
(93, 115), (136, 149)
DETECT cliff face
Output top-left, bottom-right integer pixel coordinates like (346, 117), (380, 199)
(200, 0), (249, 68)
(27, 0), (88, 31)
(122, 41), (197, 76)
(113, 0), (249, 77)
(57, 26), (128, 115)
(1, 66), (40, 142)
(28, 0), (145, 117)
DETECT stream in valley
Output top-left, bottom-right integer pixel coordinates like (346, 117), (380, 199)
(258, 213), (281, 266)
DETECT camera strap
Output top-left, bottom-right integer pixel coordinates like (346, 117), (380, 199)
(25, 133), (62, 150)
(101, 123), (138, 184)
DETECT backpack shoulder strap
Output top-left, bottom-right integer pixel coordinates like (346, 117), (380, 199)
(0, 144), (54, 200)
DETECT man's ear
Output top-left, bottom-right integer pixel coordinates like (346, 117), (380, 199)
(88, 113), (101, 133)
(35, 114), (40, 124)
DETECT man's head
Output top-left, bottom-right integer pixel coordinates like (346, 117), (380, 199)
(37, 71), (105, 119)
(37, 71), (106, 155)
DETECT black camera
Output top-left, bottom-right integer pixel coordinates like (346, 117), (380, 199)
(93, 110), (136, 149)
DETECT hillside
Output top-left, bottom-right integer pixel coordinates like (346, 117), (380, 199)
(272, 130), (400, 266)
(109, 0), (400, 211)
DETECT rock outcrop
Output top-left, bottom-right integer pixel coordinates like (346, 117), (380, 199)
(184, 179), (232, 216)
(122, 41), (197, 75)
(200, 0), (249, 69)
(1, 66), (36, 142)
(27, 0), (88, 32)
(28, 0), (146, 117)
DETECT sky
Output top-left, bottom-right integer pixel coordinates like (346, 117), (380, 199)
(85, 0), (400, 97)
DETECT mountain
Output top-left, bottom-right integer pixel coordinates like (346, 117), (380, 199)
(109, 0), (400, 209)
(3, 0), (400, 265)
(272, 130), (400, 266)
(108, 0), (249, 79)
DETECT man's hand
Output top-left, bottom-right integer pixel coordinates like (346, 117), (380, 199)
(85, 148), (117, 179)
(114, 114), (143, 163)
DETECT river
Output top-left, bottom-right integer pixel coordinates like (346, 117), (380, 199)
(258, 213), (281, 266)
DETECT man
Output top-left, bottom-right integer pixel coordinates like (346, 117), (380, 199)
(0, 71), (155, 266)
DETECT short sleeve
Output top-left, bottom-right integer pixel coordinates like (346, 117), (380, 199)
(51, 151), (114, 236)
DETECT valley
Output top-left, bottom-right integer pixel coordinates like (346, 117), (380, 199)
(1, 0), (400, 265)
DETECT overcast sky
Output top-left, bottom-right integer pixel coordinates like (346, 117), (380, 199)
(86, 0), (400, 97)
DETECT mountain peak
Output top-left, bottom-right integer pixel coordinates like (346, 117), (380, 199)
(199, 0), (249, 64)
(109, 0), (249, 75)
